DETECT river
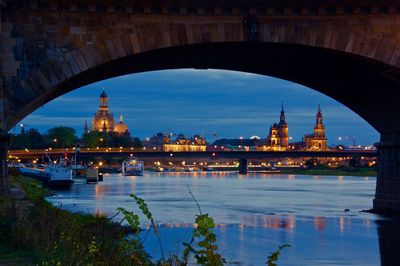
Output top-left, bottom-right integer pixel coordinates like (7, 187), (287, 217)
(46, 172), (399, 266)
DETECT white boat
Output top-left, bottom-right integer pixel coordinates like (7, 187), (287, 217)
(19, 166), (49, 182)
(45, 159), (74, 189)
(122, 158), (144, 176)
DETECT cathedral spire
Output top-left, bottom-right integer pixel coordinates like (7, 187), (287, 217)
(84, 120), (89, 134)
(280, 100), (286, 124)
(316, 104), (323, 125)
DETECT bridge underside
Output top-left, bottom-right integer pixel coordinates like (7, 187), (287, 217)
(23, 42), (400, 135)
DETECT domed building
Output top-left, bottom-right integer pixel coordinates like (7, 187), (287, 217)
(90, 90), (130, 135)
(114, 115), (130, 136)
(92, 90), (115, 132)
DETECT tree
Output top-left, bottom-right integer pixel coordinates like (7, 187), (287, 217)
(305, 158), (320, 169)
(46, 127), (77, 148)
(82, 131), (106, 148)
(132, 137), (143, 148)
(349, 156), (361, 168)
(109, 133), (133, 147)
(26, 128), (47, 149)
(10, 133), (29, 149)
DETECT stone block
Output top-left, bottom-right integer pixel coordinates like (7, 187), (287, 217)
(63, 51), (81, 75)
(374, 40), (394, 63)
(54, 55), (74, 79)
(129, 33), (142, 53)
(112, 38), (127, 58)
(71, 50), (88, 72)
(33, 69), (51, 90)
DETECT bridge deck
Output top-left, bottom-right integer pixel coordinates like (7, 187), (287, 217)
(9, 149), (377, 159)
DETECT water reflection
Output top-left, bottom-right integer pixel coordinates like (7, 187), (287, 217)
(46, 172), (396, 265)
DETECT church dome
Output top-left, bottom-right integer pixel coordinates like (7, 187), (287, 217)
(113, 115), (129, 135)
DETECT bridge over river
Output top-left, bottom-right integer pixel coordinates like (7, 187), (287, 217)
(9, 148), (377, 174)
(1, 0), (400, 214)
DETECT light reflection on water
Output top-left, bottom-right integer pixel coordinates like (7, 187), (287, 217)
(47, 172), (395, 265)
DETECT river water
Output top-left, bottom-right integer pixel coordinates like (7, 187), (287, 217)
(47, 172), (399, 265)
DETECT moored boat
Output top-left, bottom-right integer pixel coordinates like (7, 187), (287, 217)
(122, 157), (144, 176)
(45, 159), (74, 190)
(86, 167), (99, 183)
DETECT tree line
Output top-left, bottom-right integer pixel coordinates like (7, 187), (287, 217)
(10, 126), (142, 149)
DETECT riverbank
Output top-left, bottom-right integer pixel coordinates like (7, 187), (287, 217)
(0, 172), (152, 265)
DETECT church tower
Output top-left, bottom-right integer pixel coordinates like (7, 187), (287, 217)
(278, 101), (289, 148)
(84, 120), (89, 134)
(92, 90), (115, 132)
(313, 105), (326, 138)
(304, 105), (328, 150)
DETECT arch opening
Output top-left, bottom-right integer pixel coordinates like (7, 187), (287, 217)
(13, 42), (400, 136)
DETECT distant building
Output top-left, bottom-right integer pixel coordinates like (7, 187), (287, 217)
(257, 103), (289, 151)
(211, 138), (258, 151)
(163, 134), (207, 152)
(304, 105), (328, 150)
(89, 90), (130, 135)
(114, 115), (130, 136)
(144, 132), (207, 152)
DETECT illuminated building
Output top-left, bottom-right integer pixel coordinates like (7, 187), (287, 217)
(304, 105), (328, 150)
(144, 133), (207, 151)
(257, 103), (289, 151)
(113, 115), (130, 136)
(163, 134), (207, 152)
(90, 90), (130, 135)
(92, 90), (115, 132)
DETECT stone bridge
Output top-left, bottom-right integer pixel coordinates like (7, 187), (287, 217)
(1, 0), (400, 214)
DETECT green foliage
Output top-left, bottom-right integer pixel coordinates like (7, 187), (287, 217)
(0, 174), (152, 265)
(266, 244), (291, 266)
(10, 133), (29, 149)
(2, 175), (290, 266)
(46, 126), (77, 148)
(82, 131), (142, 148)
(132, 137), (143, 147)
(109, 133), (134, 148)
(305, 158), (320, 169)
(183, 214), (225, 266)
(181, 186), (225, 266)
(26, 129), (47, 149)
(348, 156), (361, 168)
(82, 131), (108, 148)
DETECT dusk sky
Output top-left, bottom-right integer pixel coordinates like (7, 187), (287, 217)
(15, 69), (379, 146)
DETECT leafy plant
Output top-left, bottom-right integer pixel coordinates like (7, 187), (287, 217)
(266, 244), (291, 266)
(117, 193), (165, 264)
(182, 185), (226, 266)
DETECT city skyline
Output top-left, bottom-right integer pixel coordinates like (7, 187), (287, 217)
(14, 69), (379, 146)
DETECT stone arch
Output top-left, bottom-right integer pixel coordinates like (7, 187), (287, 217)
(3, 0), (400, 214)
(10, 33), (400, 135)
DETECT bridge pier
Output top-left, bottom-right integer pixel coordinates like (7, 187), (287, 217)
(0, 132), (9, 195)
(238, 158), (248, 175)
(373, 133), (400, 215)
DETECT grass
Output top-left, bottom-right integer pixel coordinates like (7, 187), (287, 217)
(0, 173), (151, 265)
